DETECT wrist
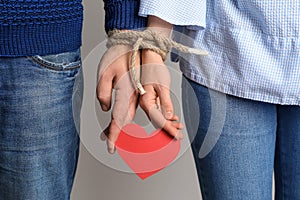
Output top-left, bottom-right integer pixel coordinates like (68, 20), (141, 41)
(142, 49), (164, 62)
(147, 16), (173, 38)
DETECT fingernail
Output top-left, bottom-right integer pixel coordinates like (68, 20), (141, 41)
(179, 132), (184, 139)
(174, 132), (183, 140)
(101, 105), (108, 111)
(165, 111), (173, 119)
(107, 140), (115, 154)
(179, 123), (184, 129)
(173, 132), (179, 140)
(108, 147), (115, 154)
(100, 132), (107, 141)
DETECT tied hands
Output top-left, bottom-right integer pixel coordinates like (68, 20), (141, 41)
(97, 45), (184, 154)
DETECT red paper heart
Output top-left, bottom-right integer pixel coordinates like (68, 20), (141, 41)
(115, 124), (181, 180)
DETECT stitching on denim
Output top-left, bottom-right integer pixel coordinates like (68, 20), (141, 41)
(28, 56), (81, 71)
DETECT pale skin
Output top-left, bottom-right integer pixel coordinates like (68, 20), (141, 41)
(97, 16), (183, 154)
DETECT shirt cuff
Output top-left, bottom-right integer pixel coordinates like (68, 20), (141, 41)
(103, 0), (147, 33)
(139, 0), (206, 29)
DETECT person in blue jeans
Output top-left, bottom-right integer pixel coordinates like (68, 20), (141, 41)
(100, 0), (300, 199)
(0, 1), (149, 199)
(0, 1), (83, 199)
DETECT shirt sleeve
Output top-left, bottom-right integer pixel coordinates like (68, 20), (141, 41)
(138, 0), (206, 29)
(103, 0), (147, 33)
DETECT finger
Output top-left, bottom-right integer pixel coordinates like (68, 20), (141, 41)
(99, 123), (116, 153)
(107, 92), (138, 154)
(163, 121), (184, 140)
(170, 114), (179, 121)
(107, 120), (120, 154)
(97, 72), (113, 111)
(100, 132), (107, 141)
(155, 98), (179, 121)
(139, 85), (180, 137)
(155, 97), (161, 111)
(97, 45), (134, 111)
(171, 121), (184, 130)
(106, 74), (138, 154)
(113, 71), (137, 124)
(100, 126), (109, 141)
(156, 86), (174, 120)
(139, 85), (158, 119)
(147, 104), (183, 139)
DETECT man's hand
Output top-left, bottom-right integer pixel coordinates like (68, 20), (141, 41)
(97, 45), (139, 154)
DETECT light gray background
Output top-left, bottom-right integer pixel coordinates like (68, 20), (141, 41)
(71, 1), (202, 200)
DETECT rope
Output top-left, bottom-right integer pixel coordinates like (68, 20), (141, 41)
(107, 29), (208, 95)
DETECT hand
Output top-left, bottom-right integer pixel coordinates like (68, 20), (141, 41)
(97, 45), (139, 154)
(139, 50), (184, 140)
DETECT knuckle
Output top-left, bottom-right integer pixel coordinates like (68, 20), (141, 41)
(162, 101), (173, 108)
(97, 94), (110, 103)
(139, 99), (146, 109)
(98, 64), (109, 76)
(139, 99), (151, 113)
(157, 85), (170, 93)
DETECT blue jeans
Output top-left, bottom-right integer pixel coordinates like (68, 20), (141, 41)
(0, 49), (82, 200)
(182, 76), (300, 200)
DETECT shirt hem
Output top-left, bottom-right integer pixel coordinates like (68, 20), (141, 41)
(182, 71), (300, 106)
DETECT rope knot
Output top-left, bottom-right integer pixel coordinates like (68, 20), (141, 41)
(107, 29), (208, 95)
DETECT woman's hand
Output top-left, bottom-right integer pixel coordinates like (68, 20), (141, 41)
(139, 49), (184, 140)
(139, 16), (183, 139)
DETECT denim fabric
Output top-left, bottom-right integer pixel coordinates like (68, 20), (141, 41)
(182, 76), (300, 200)
(0, 49), (82, 200)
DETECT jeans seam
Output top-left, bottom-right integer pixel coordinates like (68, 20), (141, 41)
(28, 56), (81, 71)
(198, 160), (209, 200)
(275, 105), (285, 200)
(276, 150), (285, 200)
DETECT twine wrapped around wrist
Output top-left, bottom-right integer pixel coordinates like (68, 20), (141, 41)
(107, 29), (208, 95)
